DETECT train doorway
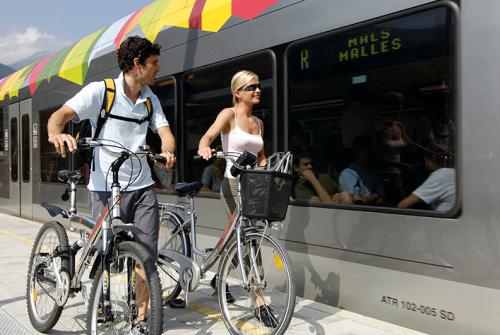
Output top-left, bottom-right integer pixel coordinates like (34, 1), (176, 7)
(8, 99), (33, 219)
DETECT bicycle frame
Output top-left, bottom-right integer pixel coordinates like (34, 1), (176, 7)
(39, 148), (138, 307)
(158, 178), (273, 304)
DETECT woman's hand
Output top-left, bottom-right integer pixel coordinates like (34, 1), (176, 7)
(198, 146), (213, 160)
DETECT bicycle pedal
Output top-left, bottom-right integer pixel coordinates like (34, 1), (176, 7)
(203, 248), (214, 253)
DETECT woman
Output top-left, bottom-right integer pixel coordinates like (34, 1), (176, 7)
(198, 70), (277, 327)
(198, 70), (266, 216)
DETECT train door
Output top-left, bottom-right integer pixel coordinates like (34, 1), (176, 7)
(8, 99), (32, 219)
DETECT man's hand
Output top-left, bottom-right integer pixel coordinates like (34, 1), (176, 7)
(160, 151), (176, 168)
(300, 168), (317, 183)
(48, 133), (77, 158)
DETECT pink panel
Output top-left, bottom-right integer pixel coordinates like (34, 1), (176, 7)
(232, 0), (277, 20)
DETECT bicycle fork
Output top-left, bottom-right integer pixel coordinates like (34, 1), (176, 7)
(236, 225), (265, 291)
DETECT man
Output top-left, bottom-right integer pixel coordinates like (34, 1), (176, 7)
(339, 135), (385, 205)
(397, 145), (455, 212)
(293, 152), (352, 204)
(47, 36), (175, 334)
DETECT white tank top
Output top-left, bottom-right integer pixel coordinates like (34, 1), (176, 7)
(221, 108), (264, 178)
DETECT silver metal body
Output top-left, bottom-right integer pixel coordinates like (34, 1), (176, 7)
(4, 1), (500, 334)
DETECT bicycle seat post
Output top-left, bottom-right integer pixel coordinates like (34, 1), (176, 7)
(69, 180), (77, 216)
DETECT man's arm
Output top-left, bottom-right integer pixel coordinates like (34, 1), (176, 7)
(47, 105), (78, 158)
(301, 169), (331, 202)
(157, 125), (176, 168)
(397, 193), (423, 209)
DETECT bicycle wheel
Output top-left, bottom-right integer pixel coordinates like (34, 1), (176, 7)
(26, 221), (70, 333)
(218, 232), (295, 335)
(86, 241), (163, 335)
(157, 212), (190, 304)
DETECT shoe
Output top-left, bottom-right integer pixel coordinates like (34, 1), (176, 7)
(254, 305), (279, 328)
(210, 275), (235, 304)
(132, 320), (149, 335)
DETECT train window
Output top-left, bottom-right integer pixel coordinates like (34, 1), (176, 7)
(0, 108), (7, 198)
(149, 77), (176, 191)
(21, 114), (30, 182)
(286, 6), (456, 215)
(182, 52), (274, 193)
(40, 108), (70, 183)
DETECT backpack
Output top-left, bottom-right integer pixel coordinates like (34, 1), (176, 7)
(76, 78), (153, 170)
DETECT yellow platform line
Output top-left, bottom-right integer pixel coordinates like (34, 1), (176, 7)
(0, 230), (34, 246)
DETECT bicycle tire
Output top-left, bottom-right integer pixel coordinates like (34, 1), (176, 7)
(26, 221), (70, 333)
(218, 232), (295, 335)
(157, 212), (191, 305)
(86, 241), (163, 335)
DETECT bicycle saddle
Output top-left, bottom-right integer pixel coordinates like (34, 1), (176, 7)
(57, 170), (83, 182)
(175, 181), (203, 197)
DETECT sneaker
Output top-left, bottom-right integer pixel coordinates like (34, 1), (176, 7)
(254, 305), (279, 328)
(210, 275), (235, 304)
(132, 320), (149, 335)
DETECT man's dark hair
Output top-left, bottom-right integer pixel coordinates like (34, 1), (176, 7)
(293, 151), (312, 167)
(117, 36), (161, 73)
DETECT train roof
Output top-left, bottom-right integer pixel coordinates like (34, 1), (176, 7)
(0, 0), (278, 102)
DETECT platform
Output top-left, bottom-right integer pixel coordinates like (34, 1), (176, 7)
(0, 213), (427, 334)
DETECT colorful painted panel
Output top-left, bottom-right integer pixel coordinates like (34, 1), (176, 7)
(0, 0), (277, 101)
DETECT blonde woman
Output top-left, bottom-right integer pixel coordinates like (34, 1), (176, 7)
(198, 70), (266, 215)
(198, 70), (278, 327)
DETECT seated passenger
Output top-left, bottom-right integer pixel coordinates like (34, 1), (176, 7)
(293, 152), (352, 204)
(339, 135), (385, 205)
(200, 158), (225, 192)
(397, 144), (455, 212)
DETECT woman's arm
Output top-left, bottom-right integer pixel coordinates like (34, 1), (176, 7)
(257, 118), (267, 166)
(198, 108), (233, 159)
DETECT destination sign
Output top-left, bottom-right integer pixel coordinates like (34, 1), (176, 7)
(338, 30), (402, 62)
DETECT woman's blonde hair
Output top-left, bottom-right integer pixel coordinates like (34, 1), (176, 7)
(231, 70), (258, 105)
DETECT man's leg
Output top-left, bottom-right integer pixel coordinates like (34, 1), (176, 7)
(128, 187), (160, 322)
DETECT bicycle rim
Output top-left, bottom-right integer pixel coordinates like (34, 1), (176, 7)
(157, 214), (188, 303)
(27, 222), (68, 331)
(218, 233), (295, 335)
(87, 243), (162, 335)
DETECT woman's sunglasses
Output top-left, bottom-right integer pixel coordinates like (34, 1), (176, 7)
(240, 83), (261, 91)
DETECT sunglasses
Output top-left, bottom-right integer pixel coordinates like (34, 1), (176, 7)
(240, 83), (261, 91)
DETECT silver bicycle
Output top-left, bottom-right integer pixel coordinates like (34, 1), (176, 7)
(26, 138), (163, 335)
(157, 151), (296, 335)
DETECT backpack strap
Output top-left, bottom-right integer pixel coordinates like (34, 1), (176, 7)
(92, 78), (116, 140)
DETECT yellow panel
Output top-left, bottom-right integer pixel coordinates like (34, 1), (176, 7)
(59, 28), (106, 85)
(0, 74), (16, 101)
(159, 0), (197, 29)
(8, 64), (35, 98)
(139, 0), (171, 42)
(0, 66), (31, 101)
(202, 0), (231, 32)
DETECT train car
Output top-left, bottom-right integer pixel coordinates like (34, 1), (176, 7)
(0, 0), (498, 334)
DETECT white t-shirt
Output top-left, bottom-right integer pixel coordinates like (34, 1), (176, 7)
(66, 73), (169, 191)
(413, 168), (456, 212)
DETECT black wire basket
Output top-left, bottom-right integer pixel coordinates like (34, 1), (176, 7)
(239, 169), (294, 221)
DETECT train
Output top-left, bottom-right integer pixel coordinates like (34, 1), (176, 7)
(1, 0), (498, 334)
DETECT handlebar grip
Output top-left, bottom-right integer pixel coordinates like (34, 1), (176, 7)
(194, 153), (219, 161)
(151, 154), (167, 164)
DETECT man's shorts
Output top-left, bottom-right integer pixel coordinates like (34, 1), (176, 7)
(90, 186), (160, 260)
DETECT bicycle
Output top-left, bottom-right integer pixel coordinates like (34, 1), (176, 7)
(26, 138), (163, 335)
(157, 151), (296, 335)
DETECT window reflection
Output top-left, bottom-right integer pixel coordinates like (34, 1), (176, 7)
(182, 53), (274, 189)
(40, 108), (70, 183)
(287, 7), (456, 213)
